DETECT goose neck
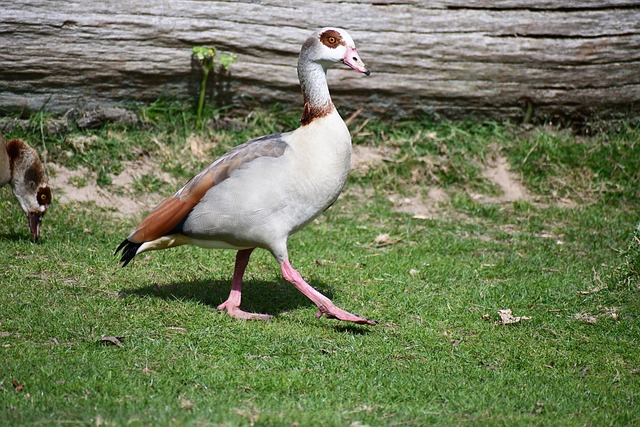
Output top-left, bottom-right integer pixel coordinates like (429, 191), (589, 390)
(298, 59), (334, 125)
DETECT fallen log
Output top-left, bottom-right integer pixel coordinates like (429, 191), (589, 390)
(1, 0), (639, 122)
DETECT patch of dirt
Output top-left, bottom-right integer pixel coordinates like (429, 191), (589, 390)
(388, 188), (449, 220)
(476, 155), (577, 208)
(482, 156), (530, 202)
(48, 158), (176, 216)
(350, 144), (396, 174)
(349, 145), (538, 219)
(348, 145), (451, 220)
(383, 153), (538, 218)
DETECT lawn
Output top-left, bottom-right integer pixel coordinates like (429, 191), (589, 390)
(1, 105), (639, 426)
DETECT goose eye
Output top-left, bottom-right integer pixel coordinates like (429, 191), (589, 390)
(37, 187), (51, 205)
(320, 30), (342, 48)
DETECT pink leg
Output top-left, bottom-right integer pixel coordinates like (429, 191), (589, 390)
(217, 249), (272, 321)
(281, 260), (376, 325)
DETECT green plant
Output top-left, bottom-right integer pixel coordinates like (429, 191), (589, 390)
(192, 46), (236, 129)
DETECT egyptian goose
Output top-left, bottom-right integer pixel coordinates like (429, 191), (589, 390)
(0, 135), (52, 241)
(117, 28), (375, 325)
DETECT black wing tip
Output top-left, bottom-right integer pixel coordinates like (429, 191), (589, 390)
(115, 239), (142, 267)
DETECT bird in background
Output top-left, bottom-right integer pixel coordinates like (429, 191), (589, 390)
(0, 134), (52, 241)
(116, 27), (376, 325)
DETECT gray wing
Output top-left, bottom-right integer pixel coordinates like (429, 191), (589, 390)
(126, 132), (289, 243)
(194, 133), (290, 189)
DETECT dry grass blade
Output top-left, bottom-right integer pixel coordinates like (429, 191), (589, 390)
(577, 268), (608, 294)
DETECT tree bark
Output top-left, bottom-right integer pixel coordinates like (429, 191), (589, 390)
(1, 0), (639, 122)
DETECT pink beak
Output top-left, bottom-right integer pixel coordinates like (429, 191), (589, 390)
(343, 47), (371, 76)
(28, 212), (43, 242)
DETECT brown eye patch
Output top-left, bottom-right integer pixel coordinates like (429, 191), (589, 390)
(37, 186), (52, 206)
(320, 30), (343, 48)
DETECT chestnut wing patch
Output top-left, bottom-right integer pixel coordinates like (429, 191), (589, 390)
(127, 134), (289, 243)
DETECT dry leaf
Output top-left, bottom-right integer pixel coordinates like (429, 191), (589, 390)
(604, 306), (620, 320)
(373, 233), (401, 247)
(574, 307), (619, 324)
(532, 401), (544, 414)
(165, 326), (188, 333)
(12, 379), (24, 393)
(495, 309), (531, 325)
(577, 284), (607, 295)
(574, 313), (598, 324)
(179, 395), (194, 410)
(235, 405), (260, 426)
(99, 336), (124, 347)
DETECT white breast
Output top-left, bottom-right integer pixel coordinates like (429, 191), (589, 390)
(286, 111), (351, 218)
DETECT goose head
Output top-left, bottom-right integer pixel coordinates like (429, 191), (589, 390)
(5, 138), (52, 241)
(300, 27), (370, 75)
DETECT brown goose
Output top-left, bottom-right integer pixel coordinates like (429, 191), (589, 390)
(0, 135), (52, 241)
(117, 28), (375, 325)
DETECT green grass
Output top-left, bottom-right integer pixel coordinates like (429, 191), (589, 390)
(1, 105), (639, 426)
(507, 124), (640, 205)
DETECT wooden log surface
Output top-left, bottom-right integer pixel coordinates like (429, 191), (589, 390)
(1, 0), (639, 121)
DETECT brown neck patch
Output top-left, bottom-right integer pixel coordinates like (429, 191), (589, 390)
(4, 138), (23, 164)
(300, 102), (334, 126)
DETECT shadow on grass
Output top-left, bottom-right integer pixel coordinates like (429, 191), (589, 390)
(0, 232), (34, 242)
(332, 324), (373, 335)
(121, 278), (374, 332)
(121, 277), (329, 318)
